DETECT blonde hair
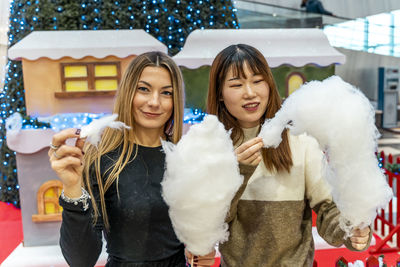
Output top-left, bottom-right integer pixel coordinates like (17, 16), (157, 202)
(207, 44), (292, 173)
(83, 52), (184, 229)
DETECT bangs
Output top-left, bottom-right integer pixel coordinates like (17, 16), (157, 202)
(223, 48), (263, 80)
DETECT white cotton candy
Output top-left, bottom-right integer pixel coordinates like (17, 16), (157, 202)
(80, 114), (130, 146)
(259, 75), (393, 237)
(162, 115), (243, 255)
(5, 112), (23, 135)
(349, 260), (365, 267)
(378, 256), (384, 267)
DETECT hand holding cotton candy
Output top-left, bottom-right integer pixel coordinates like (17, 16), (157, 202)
(258, 76), (393, 237)
(161, 115), (243, 255)
(80, 114), (130, 146)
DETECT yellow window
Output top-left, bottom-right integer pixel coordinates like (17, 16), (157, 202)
(95, 79), (118, 91)
(44, 188), (62, 214)
(43, 204), (63, 215)
(65, 81), (89, 91)
(95, 65), (117, 77)
(64, 65), (87, 78)
(288, 74), (304, 95)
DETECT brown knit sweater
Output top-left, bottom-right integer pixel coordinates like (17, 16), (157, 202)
(220, 127), (371, 267)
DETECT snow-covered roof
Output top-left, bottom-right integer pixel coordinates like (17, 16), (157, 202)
(173, 29), (346, 68)
(7, 129), (58, 154)
(8, 30), (167, 60)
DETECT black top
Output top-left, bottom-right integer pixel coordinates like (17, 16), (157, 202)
(59, 144), (185, 267)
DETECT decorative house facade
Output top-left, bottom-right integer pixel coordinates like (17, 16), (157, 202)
(8, 30), (167, 116)
(173, 28), (346, 110)
(3, 30), (167, 266)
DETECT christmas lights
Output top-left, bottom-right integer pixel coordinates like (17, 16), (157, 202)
(0, 0), (239, 206)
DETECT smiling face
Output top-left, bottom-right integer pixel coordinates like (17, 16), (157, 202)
(132, 66), (174, 135)
(221, 62), (270, 128)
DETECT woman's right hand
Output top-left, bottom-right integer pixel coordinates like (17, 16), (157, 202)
(235, 137), (264, 166)
(185, 249), (216, 267)
(48, 128), (85, 198)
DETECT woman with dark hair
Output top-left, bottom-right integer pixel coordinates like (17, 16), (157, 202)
(205, 44), (370, 266)
(49, 51), (186, 267)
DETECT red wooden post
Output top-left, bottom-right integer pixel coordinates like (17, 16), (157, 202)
(381, 205), (385, 236)
(335, 257), (347, 267)
(366, 256), (379, 267)
(397, 174), (400, 246)
(389, 154), (393, 164)
(380, 151), (385, 165)
(389, 175), (394, 242)
(397, 156), (400, 164)
(370, 224), (400, 254)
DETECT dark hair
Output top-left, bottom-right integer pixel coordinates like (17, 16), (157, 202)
(207, 44), (292, 173)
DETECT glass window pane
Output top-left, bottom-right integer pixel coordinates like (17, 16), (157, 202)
(44, 188), (56, 198)
(393, 10), (400, 57)
(64, 65), (87, 78)
(45, 202), (56, 214)
(324, 9), (400, 57)
(95, 64), (117, 77)
(95, 79), (118, 91)
(44, 188), (56, 214)
(65, 81), (88, 91)
(368, 13), (391, 55)
(324, 19), (365, 51)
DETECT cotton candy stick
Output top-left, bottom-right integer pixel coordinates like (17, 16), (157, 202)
(258, 76), (393, 236)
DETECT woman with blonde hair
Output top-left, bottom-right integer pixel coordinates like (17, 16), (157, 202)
(49, 51), (186, 267)
(205, 44), (370, 266)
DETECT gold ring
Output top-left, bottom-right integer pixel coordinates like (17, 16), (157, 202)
(53, 151), (62, 159)
(50, 143), (60, 150)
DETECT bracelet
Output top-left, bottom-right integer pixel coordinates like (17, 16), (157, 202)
(60, 187), (91, 211)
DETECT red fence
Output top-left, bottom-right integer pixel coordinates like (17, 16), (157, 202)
(369, 151), (400, 254)
(335, 255), (400, 267)
(312, 151), (400, 266)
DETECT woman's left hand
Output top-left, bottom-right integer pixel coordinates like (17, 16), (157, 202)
(350, 226), (370, 250)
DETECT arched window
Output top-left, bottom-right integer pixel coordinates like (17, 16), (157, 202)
(32, 180), (63, 223)
(286, 72), (306, 97)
